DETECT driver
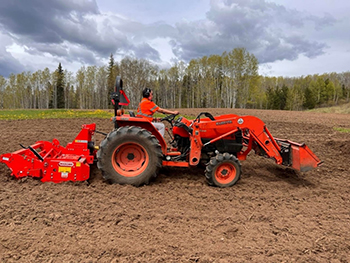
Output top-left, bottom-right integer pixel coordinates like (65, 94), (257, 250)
(137, 88), (179, 136)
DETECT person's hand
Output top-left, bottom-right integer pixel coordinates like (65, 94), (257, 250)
(173, 111), (179, 115)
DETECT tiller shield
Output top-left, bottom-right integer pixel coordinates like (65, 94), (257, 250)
(0, 124), (97, 183)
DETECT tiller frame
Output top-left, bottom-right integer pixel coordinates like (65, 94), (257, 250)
(0, 124), (97, 183)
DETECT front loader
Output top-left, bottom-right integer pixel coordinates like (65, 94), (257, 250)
(0, 77), (322, 187)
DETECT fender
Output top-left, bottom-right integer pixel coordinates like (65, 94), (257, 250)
(113, 115), (167, 154)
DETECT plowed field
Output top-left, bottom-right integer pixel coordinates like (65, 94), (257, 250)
(1, 109), (349, 262)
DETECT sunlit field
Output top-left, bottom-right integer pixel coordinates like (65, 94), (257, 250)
(0, 109), (196, 121)
(0, 109), (114, 120)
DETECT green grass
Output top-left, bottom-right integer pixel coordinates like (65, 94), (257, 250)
(333, 127), (350, 133)
(0, 109), (196, 121)
(153, 113), (194, 120)
(309, 103), (350, 114)
(0, 109), (114, 120)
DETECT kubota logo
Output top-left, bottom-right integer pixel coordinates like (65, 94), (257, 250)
(216, 120), (232, 126)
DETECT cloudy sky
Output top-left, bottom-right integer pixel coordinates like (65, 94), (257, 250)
(0, 0), (349, 78)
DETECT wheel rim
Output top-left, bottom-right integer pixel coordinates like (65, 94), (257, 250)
(214, 162), (237, 185)
(112, 142), (149, 177)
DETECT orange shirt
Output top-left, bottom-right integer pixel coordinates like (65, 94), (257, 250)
(137, 98), (159, 121)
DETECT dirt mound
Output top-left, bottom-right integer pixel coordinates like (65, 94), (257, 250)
(1, 109), (350, 262)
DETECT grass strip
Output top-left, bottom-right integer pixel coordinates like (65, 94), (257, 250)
(0, 109), (195, 121)
(333, 127), (350, 133)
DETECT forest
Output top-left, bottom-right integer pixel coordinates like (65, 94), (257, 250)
(0, 48), (349, 111)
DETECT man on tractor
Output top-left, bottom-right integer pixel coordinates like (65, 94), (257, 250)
(137, 88), (179, 136)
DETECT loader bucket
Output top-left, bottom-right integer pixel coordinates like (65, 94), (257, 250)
(276, 139), (322, 172)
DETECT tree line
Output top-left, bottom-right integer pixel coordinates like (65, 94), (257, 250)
(0, 48), (349, 111)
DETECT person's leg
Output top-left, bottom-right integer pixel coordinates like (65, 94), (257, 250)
(152, 122), (165, 136)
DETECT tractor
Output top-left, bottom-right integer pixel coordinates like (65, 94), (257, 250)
(0, 77), (322, 187)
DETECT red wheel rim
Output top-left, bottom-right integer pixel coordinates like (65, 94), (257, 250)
(112, 142), (149, 177)
(214, 163), (237, 185)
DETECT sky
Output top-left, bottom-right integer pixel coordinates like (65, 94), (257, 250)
(0, 0), (349, 78)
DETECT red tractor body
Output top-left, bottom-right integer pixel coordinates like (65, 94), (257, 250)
(0, 77), (322, 187)
(112, 112), (321, 173)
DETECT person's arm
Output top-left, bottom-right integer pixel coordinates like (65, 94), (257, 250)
(157, 108), (179, 115)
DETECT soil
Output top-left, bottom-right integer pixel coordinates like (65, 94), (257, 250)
(0, 108), (350, 262)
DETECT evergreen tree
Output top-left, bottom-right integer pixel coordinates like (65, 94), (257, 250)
(272, 86), (281, 110)
(107, 54), (116, 101)
(303, 87), (316, 109)
(279, 85), (289, 110)
(266, 86), (275, 109)
(56, 63), (65, 108)
(3, 50), (350, 111)
(0, 76), (7, 109)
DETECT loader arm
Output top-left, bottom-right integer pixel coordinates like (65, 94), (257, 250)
(233, 116), (321, 171)
(234, 116), (282, 163)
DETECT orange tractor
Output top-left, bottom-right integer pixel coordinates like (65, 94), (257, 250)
(0, 77), (322, 187)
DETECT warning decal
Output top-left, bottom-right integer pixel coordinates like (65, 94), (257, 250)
(59, 167), (71, 173)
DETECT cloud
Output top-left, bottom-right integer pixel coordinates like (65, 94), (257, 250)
(0, 33), (26, 76)
(0, 0), (103, 75)
(0, 0), (171, 76)
(171, 0), (336, 63)
(0, 0), (340, 77)
(0, 0), (99, 42)
(133, 43), (161, 62)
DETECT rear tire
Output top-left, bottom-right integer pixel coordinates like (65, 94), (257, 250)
(205, 153), (241, 187)
(97, 126), (162, 186)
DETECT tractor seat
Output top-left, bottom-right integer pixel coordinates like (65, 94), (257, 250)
(174, 121), (193, 134)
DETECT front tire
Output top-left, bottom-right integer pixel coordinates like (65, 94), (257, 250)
(97, 126), (162, 186)
(205, 153), (241, 187)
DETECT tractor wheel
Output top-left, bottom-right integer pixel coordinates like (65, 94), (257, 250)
(205, 153), (241, 188)
(97, 126), (162, 186)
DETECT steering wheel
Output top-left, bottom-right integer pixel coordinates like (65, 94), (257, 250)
(189, 112), (215, 128)
(160, 113), (178, 124)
